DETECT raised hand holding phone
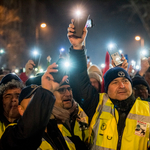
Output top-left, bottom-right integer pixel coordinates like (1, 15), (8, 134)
(67, 19), (87, 50)
(108, 44), (123, 66)
(42, 63), (68, 92)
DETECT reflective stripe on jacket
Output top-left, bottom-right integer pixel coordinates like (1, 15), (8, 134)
(0, 121), (6, 139)
(90, 93), (150, 150)
(0, 122), (17, 139)
(40, 106), (89, 150)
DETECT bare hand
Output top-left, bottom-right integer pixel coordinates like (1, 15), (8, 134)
(67, 19), (87, 50)
(111, 55), (128, 71)
(41, 63), (68, 92)
(128, 65), (133, 75)
(25, 60), (35, 76)
(139, 57), (149, 76)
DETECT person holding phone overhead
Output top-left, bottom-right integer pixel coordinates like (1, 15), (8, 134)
(67, 19), (150, 150)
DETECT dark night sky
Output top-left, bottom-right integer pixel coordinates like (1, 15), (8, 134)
(36, 0), (150, 69)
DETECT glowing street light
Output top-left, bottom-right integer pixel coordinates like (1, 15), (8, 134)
(36, 23), (47, 46)
(135, 36), (141, 41)
(40, 23), (46, 28)
(135, 35), (144, 48)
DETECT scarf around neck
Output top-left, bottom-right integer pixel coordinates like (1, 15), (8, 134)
(52, 99), (78, 130)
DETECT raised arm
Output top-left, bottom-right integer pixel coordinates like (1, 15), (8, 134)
(67, 20), (99, 122)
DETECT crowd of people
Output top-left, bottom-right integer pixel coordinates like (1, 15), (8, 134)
(0, 20), (150, 150)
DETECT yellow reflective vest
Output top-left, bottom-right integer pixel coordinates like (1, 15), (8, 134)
(90, 93), (150, 150)
(40, 106), (89, 150)
(0, 121), (6, 139)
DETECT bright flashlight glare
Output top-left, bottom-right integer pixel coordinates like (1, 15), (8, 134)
(30, 75), (34, 78)
(132, 69), (135, 73)
(33, 50), (38, 56)
(108, 43), (115, 50)
(0, 49), (4, 54)
(101, 64), (105, 68)
(141, 49), (147, 56)
(39, 69), (44, 72)
(131, 60), (136, 66)
(136, 65), (140, 70)
(35, 68), (38, 71)
(76, 10), (81, 16)
(116, 57), (120, 61)
(15, 69), (19, 73)
(119, 49), (122, 54)
(60, 48), (65, 52)
(64, 62), (70, 67)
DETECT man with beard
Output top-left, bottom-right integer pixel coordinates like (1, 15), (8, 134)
(0, 73), (24, 138)
(67, 20), (150, 150)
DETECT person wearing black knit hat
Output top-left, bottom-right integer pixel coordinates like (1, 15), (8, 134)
(132, 75), (150, 100)
(67, 22), (150, 150)
(0, 73), (24, 139)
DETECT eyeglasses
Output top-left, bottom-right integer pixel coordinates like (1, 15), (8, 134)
(57, 87), (72, 94)
(3, 93), (20, 100)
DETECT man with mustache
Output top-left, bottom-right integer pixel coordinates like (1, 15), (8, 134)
(67, 21), (150, 150)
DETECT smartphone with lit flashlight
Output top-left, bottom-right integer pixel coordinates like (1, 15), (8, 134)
(31, 55), (41, 68)
(108, 46), (123, 66)
(51, 58), (68, 83)
(87, 56), (90, 63)
(73, 14), (90, 38)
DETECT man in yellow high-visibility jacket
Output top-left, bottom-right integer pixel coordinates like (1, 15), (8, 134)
(67, 20), (150, 150)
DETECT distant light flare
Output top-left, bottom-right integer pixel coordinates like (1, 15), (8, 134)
(108, 43), (116, 50)
(136, 65), (140, 70)
(33, 50), (38, 56)
(141, 49), (147, 56)
(0, 49), (4, 54)
(101, 64), (105, 68)
(119, 49), (122, 54)
(35, 68), (38, 71)
(75, 10), (82, 16)
(40, 23), (46, 28)
(39, 69), (44, 72)
(135, 36), (141, 41)
(15, 69), (19, 73)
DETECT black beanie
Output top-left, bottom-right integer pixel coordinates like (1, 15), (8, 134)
(104, 67), (132, 93)
(0, 73), (22, 85)
(132, 75), (150, 93)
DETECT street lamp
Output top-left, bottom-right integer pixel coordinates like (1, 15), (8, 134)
(135, 35), (144, 48)
(35, 23), (47, 47)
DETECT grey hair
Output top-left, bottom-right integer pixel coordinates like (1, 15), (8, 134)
(0, 79), (25, 121)
(0, 79), (25, 97)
